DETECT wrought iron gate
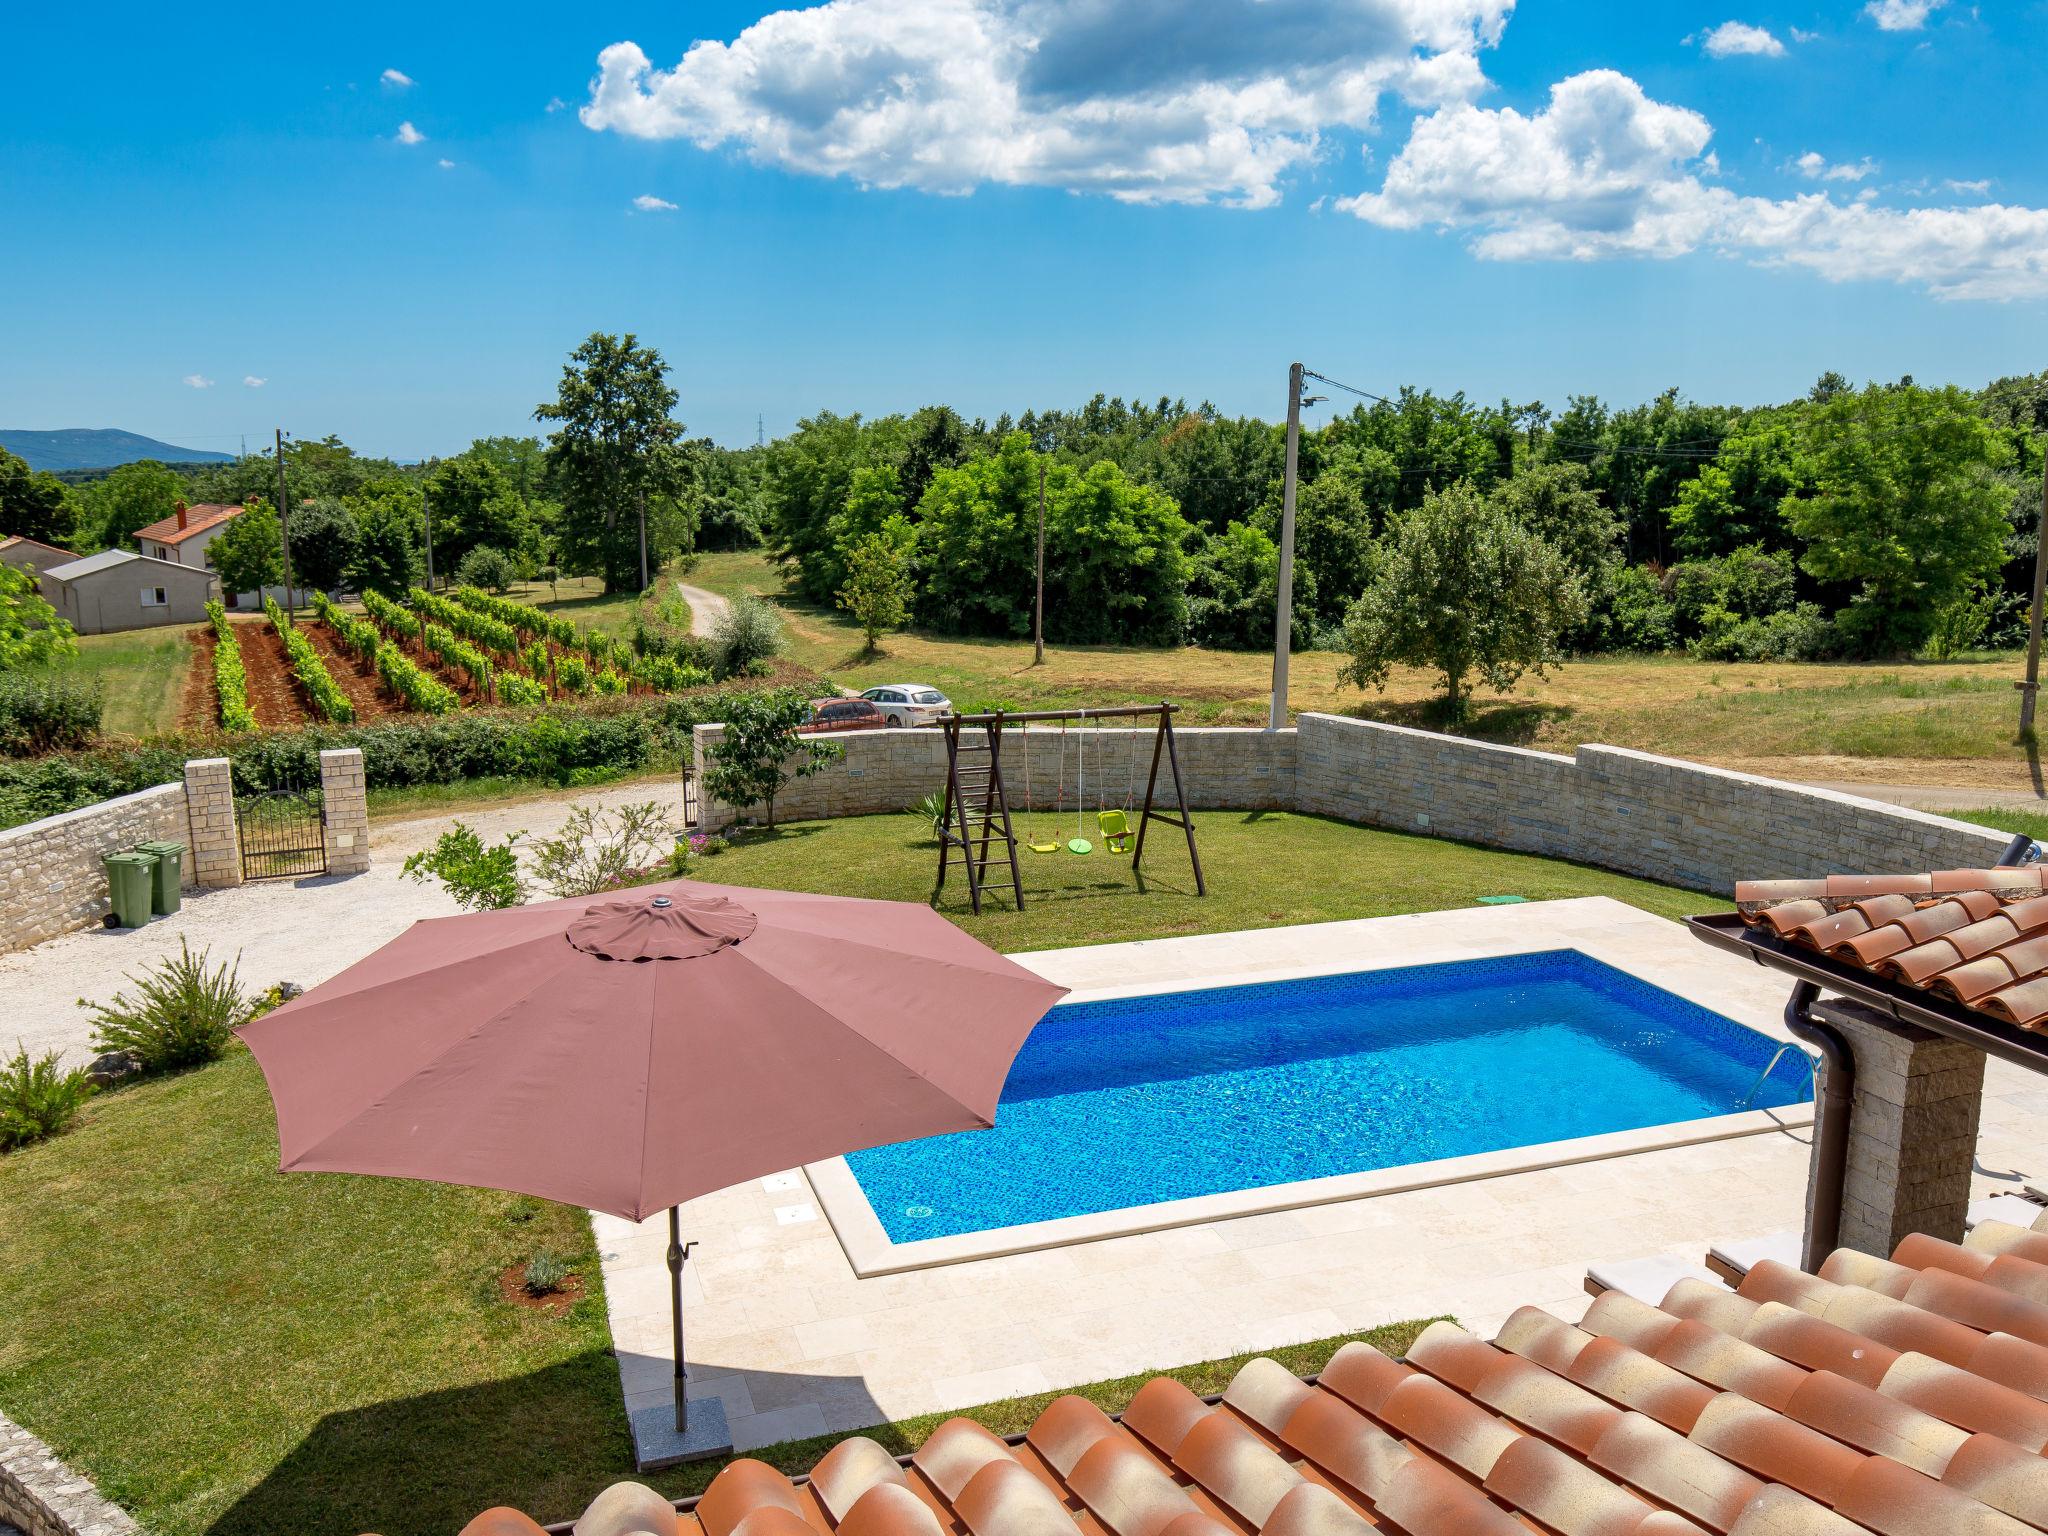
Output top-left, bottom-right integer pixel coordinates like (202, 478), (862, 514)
(237, 781), (328, 881)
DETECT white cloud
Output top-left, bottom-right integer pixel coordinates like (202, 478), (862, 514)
(1336, 69), (2048, 299)
(242, 375), (267, 389)
(381, 68), (415, 87)
(1945, 177), (1991, 195)
(437, 157), (457, 169)
(1695, 21), (1785, 57)
(546, 95), (568, 113)
(395, 120), (426, 145)
(1789, 25), (1819, 41)
(1864, 0), (1944, 30)
(1794, 151), (1877, 182)
(632, 193), (679, 211)
(183, 374), (214, 389)
(579, 0), (1514, 207)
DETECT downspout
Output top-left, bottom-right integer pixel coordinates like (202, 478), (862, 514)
(1782, 978), (1854, 1272)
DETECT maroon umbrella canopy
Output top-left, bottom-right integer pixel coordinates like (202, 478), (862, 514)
(237, 879), (1068, 1222)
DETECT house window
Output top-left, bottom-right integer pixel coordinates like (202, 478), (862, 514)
(141, 587), (168, 607)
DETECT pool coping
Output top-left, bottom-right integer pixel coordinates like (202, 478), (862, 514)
(807, 904), (1817, 1277)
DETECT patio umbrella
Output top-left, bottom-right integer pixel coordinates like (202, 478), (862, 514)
(236, 878), (1067, 1461)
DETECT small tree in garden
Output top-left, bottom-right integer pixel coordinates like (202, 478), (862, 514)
(402, 823), (527, 910)
(0, 563), (76, 666)
(528, 802), (672, 896)
(207, 499), (283, 598)
(708, 592), (782, 678)
(703, 688), (844, 828)
(455, 544), (518, 594)
(835, 522), (915, 655)
(1340, 482), (1584, 722)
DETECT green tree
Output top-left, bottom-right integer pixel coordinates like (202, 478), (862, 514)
(0, 449), (74, 547)
(763, 411), (909, 603)
(1783, 383), (2013, 656)
(344, 481), (424, 596)
(1487, 461), (1622, 648)
(206, 498), (283, 597)
(0, 564), (77, 667)
(534, 332), (687, 593)
(1340, 483), (1585, 720)
(86, 460), (182, 549)
(836, 521), (916, 654)
(1185, 520), (1316, 650)
(1043, 459), (1192, 645)
(426, 454), (529, 570)
(702, 688), (843, 827)
(288, 496), (360, 591)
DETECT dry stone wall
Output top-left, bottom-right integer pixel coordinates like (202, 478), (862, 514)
(0, 1408), (138, 1536)
(0, 783), (191, 952)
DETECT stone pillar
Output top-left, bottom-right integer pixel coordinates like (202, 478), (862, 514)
(1811, 998), (1986, 1256)
(182, 757), (241, 888)
(319, 748), (370, 875)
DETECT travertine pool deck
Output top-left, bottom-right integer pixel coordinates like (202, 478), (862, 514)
(593, 897), (2048, 1456)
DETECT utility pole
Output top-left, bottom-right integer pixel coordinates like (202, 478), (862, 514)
(1269, 363), (1305, 730)
(422, 488), (436, 589)
(637, 488), (650, 592)
(2023, 447), (2048, 736)
(1034, 459), (1047, 666)
(274, 428), (295, 623)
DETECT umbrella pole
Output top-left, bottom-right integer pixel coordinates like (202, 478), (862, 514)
(668, 1205), (696, 1433)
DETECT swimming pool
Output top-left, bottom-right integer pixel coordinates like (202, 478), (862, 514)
(842, 949), (1810, 1243)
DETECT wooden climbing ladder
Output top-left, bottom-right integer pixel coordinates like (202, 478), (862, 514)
(934, 713), (1026, 914)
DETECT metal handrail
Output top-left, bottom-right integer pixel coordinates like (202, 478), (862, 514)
(1736, 1040), (1819, 1111)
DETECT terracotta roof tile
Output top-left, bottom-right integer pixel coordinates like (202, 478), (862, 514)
(132, 501), (244, 545)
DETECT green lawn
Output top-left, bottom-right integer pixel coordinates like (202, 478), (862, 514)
(1949, 807), (2048, 843)
(45, 626), (193, 736)
(0, 811), (1718, 1535)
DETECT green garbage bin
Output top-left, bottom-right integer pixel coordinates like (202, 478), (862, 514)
(103, 852), (153, 928)
(137, 839), (185, 915)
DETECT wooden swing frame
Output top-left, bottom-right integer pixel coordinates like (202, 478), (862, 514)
(932, 701), (1207, 914)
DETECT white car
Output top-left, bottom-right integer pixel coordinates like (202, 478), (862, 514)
(861, 684), (953, 727)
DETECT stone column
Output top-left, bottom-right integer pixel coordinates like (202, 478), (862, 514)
(319, 748), (370, 875)
(182, 757), (241, 888)
(1810, 998), (1986, 1256)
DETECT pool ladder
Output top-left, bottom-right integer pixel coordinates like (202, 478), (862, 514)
(1736, 1042), (1821, 1111)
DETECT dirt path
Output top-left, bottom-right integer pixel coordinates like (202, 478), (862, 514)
(674, 582), (727, 639)
(177, 625), (216, 731)
(231, 619), (309, 729)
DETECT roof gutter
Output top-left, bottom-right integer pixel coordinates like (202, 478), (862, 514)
(1779, 978), (1851, 1271)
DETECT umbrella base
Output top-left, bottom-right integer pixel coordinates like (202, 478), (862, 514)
(630, 1395), (733, 1469)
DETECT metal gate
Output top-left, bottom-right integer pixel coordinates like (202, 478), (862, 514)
(237, 781), (328, 881)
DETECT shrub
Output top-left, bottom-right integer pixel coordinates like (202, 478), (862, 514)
(455, 545), (518, 594)
(0, 1047), (94, 1151)
(1689, 603), (1840, 662)
(496, 672), (547, 707)
(556, 653), (591, 693)
(522, 1249), (570, 1296)
(528, 801), (673, 896)
(703, 687), (842, 826)
(1597, 565), (1676, 652)
(209, 601), (257, 732)
(265, 596), (355, 723)
(402, 822), (526, 909)
(708, 593), (782, 679)
(903, 790), (948, 840)
(80, 939), (250, 1074)
(0, 669), (102, 755)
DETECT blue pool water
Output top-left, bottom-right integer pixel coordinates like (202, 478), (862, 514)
(846, 950), (1810, 1242)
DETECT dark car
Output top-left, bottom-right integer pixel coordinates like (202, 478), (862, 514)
(797, 697), (888, 734)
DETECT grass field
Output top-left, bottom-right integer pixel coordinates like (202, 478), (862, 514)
(43, 626), (193, 736)
(0, 814), (1711, 1534)
(691, 549), (2040, 790)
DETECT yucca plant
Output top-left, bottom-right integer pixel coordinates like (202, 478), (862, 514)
(0, 1048), (94, 1151)
(79, 940), (251, 1074)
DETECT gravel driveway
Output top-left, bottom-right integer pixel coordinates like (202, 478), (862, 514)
(0, 778), (690, 1069)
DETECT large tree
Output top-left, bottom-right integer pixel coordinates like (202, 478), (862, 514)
(534, 333), (688, 593)
(288, 496), (361, 592)
(1340, 482), (1585, 720)
(1783, 383), (2012, 657)
(0, 449), (74, 547)
(86, 460), (182, 550)
(344, 480), (425, 596)
(425, 454), (528, 572)
(206, 498), (283, 597)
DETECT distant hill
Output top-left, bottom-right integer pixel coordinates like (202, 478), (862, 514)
(0, 428), (235, 472)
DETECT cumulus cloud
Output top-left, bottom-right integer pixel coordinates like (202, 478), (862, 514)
(1336, 70), (2048, 299)
(1794, 151), (1877, 182)
(1864, 0), (1943, 30)
(437, 157), (456, 169)
(242, 376), (266, 389)
(579, 0), (1513, 207)
(395, 120), (426, 145)
(632, 194), (679, 211)
(183, 374), (213, 389)
(381, 68), (414, 87)
(1695, 21), (1785, 57)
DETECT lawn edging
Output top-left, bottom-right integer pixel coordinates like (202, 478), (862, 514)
(1, 1405), (140, 1536)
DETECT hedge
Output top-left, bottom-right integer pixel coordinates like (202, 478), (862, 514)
(0, 692), (753, 830)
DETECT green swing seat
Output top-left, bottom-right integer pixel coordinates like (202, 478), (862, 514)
(1096, 807), (1132, 852)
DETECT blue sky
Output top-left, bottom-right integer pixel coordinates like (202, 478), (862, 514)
(3, 0), (2044, 457)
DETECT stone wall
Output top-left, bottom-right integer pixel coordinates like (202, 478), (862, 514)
(1293, 713), (2011, 891)
(0, 783), (192, 952)
(691, 724), (1297, 832)
(319, 748), (370, 876)
(0, 1408), (137, 1536)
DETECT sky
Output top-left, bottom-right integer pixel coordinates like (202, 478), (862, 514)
(3, 0), (2045, 457)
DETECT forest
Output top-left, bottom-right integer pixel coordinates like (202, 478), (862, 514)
(5, 339), (2045, 676)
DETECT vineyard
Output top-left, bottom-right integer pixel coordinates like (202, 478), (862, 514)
(188, 587), (717, 732)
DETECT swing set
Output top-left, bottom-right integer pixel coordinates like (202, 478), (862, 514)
(933, 702), (1207, 914)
